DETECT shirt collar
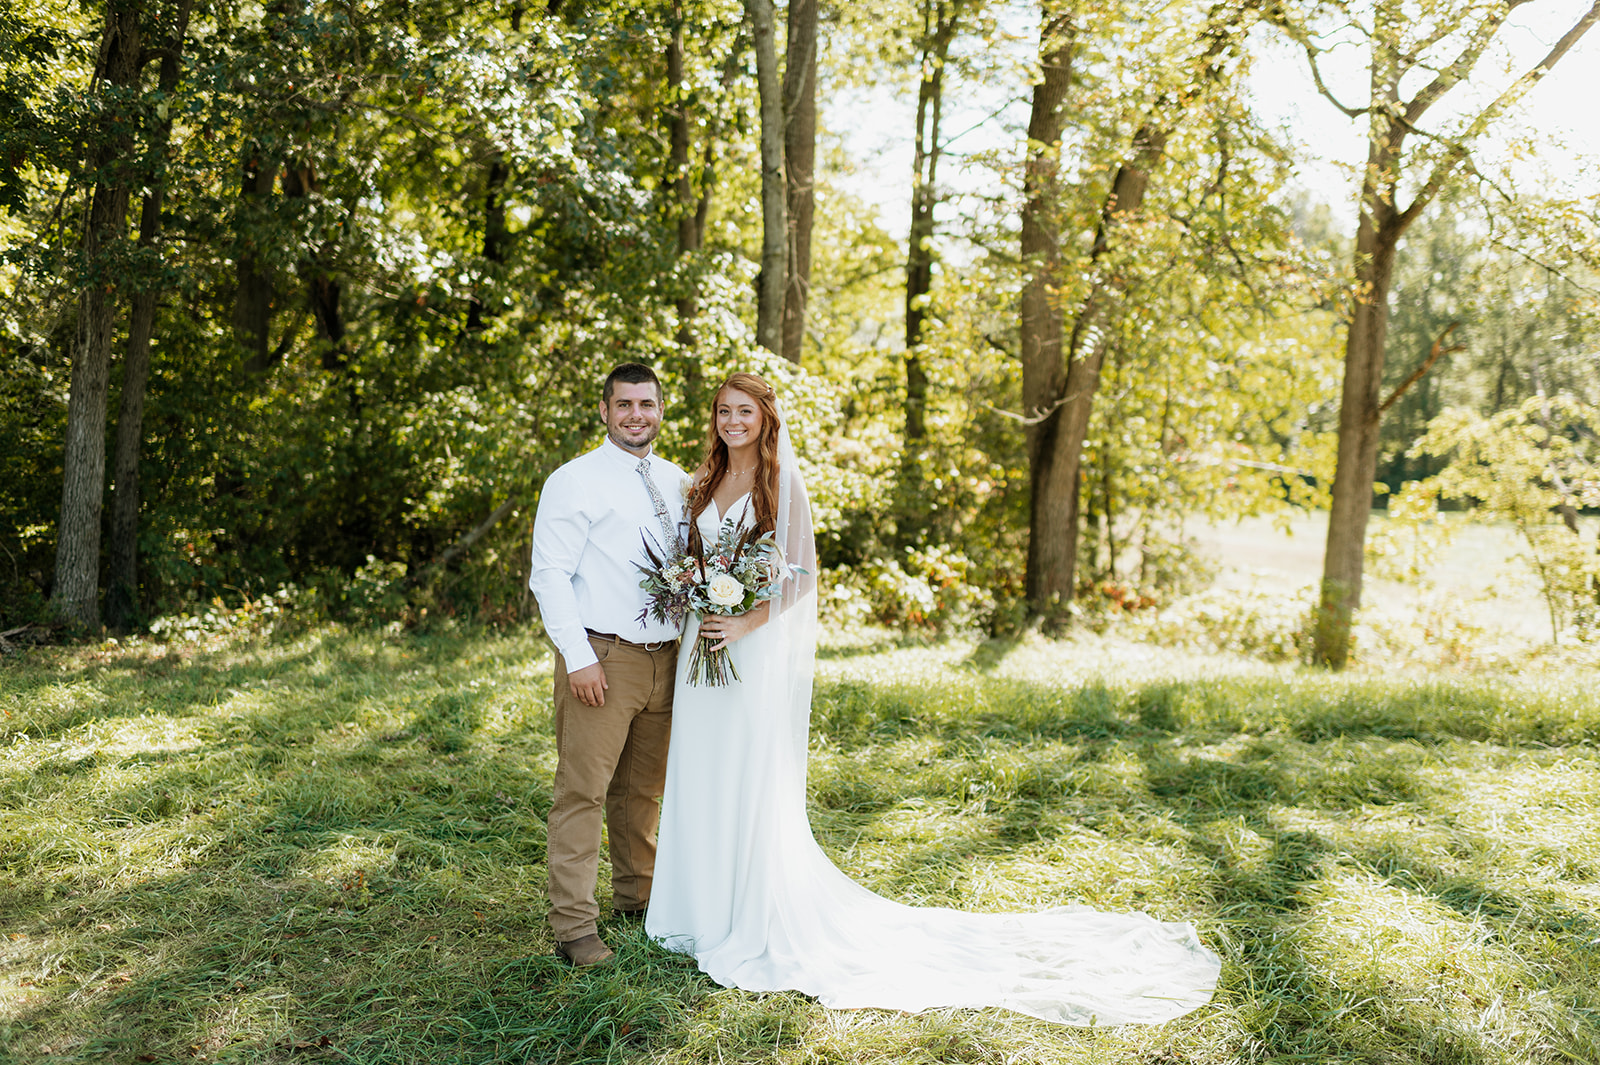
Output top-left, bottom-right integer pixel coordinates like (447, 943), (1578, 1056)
(602, 436), (653, 466)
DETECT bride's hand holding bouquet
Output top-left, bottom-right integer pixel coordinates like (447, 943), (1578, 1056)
(637, 519), (794, 686)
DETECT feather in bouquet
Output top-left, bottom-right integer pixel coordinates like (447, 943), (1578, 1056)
(636, 518), (794, 686)
(635, 532), (700, 630)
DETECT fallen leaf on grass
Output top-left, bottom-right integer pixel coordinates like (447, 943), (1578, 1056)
(282, 1034), (334, 1053)
(91, 971), (134, 993)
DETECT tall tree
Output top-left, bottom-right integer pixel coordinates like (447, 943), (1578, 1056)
(106, 0), (193, 632)
(51, 0), (147, 629)
(747, 0), (787, 356)
(1305, 0), (1600, 668)
(664, 3), (726, 343)
(779, 0), (817, 364)
(1020, 2), (1262, 616)
(282, 160), (348, 370)
(466, 5), (524, 335)
(666, 1), (699, 349)
(1017, 6), (1076, 611)
(663, 3), (739, 416)
(904, 0), (964, 446)
(234, 152), (281, 374)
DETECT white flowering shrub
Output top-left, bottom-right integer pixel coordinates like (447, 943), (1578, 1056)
(821, 546), (995, 633)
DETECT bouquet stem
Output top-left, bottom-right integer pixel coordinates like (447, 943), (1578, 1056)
(686, 631), (740, 687)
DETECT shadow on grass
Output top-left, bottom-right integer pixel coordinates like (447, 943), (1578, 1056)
(805, 667), (1600, 1062)
(7, 633), (1600, 1062)
(1145, 769), (1536, 1063)
(958, 637), (1020, 673)
(1, 629), (731, 1064)
(0, 628), (505, 747)
(1, 863), (713, 1063)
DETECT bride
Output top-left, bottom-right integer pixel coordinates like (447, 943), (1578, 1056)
(644, 371), (1221, 1027)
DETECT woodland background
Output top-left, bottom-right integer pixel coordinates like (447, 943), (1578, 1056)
(6, 4), (1600, 1060)
(3, 0), (1600, 667)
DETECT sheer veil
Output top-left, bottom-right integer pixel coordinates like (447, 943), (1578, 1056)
(770, 407), (819, 767)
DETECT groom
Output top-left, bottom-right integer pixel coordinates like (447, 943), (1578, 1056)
(528, 362), (687, 967)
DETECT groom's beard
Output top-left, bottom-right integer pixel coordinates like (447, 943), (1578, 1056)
(608, 422), (659, 452)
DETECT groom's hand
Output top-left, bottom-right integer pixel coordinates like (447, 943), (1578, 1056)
(569, 663), (608, 707)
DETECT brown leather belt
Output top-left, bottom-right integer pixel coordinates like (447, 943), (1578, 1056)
(585, 628), (675, 653)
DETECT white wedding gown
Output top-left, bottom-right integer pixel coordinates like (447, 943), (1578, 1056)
(645, 483), (1221, 1027)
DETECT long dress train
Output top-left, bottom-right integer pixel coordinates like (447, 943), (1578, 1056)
(645, 466), (1221, 1027)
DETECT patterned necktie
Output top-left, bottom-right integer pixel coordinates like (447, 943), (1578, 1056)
(636, 457), (682, 554)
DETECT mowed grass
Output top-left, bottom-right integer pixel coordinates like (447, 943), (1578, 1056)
(4, 627), (1600, 1063)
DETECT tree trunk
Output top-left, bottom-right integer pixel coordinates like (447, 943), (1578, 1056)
(905, 1), (960, 445)
(235, 155), (279, 374)
(667, 5), (700, 348)
(1309, 0), (1600, 667)
(1314, 207), (1401, 667)
(51, 0), (146, 630)
(104, 199), (157, 632)
(779, 0), (816, 365)
(1031, 127), (1166, 608)
(280, 161), (347, 370)
(107, 0), (192, 632)
(1017, 11), (1075, 613)
(466, 152), (510, 333)
(1022, 0), (1258, 617)
(746, 0), (786, 356)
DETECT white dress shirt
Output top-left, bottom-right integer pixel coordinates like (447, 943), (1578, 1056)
(528, 438), (689, 671)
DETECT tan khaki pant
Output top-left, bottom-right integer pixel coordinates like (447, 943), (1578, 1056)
(546, 635), (676, 941)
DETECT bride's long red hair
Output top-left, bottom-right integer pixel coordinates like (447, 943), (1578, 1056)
(686, 372), (781, 550)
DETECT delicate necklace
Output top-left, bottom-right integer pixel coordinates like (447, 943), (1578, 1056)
(728, 466), (755, 480)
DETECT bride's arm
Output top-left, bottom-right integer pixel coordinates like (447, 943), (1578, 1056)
(698, 600), (771, 649)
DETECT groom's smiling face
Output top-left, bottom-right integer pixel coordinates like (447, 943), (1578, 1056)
(601, 381), (662, 455)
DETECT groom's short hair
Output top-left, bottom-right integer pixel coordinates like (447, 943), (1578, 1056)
(603, 362), (662, 404)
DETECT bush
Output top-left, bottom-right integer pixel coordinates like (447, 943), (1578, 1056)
(146, 584), (314, 644)
(821, 546), (995, 634)
(1134, 584), (1316, 661)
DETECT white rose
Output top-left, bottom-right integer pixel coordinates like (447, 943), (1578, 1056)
(707, 572), (744, 608)
(678, 474), (695, 501)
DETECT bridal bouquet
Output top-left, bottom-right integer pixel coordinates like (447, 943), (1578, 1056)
(637, 519), (792, 686)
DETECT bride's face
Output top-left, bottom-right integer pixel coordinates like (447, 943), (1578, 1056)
(715, 388), (763, 453)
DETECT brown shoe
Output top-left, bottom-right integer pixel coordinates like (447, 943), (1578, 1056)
(555, 934), (614, 967)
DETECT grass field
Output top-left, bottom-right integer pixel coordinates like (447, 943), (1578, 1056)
(4, 624), (1600, 1063)
(1190, 511), (1560, 650)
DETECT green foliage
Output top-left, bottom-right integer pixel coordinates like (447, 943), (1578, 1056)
(824, 544), (995, 633)
(0, 0), (776, 626)
(1377, 206), (1600, 490)
(1135, 583), (1317, 661)
(1364, 481), (1457, 586)
(1414, 396), (1600, 643)
(0, 1), (71, 213)
(0, 0), (1587, 640)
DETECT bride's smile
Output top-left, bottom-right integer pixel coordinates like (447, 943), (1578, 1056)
(715, 390), (763, 454)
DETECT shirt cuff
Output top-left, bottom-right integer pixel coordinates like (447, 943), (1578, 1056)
(550, 623), (598, 673)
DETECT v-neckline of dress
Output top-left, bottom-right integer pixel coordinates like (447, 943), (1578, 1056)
(711, 491), (751, 525)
